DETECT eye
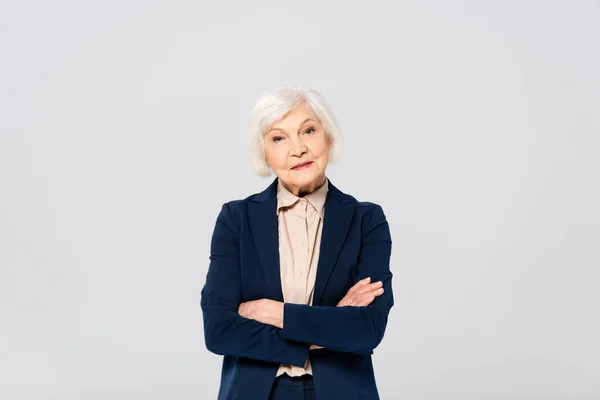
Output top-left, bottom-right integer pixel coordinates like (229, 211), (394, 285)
(304, 127), (315, 134)
(272, 136), (283, 143)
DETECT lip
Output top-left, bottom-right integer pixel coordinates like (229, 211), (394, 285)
(291, 161), (313, 169)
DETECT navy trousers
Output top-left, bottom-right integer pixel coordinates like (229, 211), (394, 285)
(268, 374), (316, 400)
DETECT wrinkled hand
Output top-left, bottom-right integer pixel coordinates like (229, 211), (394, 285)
(238, 278), (383, 351)
(238, 299), (261, 320)
(238, 299), (284, 329)
(239, 300), (322, 350)
(337, 277), (384, 307)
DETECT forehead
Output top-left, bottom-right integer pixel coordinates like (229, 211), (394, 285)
(270, 104), (319, 130)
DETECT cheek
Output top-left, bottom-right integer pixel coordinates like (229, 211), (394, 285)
(312, 140), (330, 158)
(266, 148), (287, 168)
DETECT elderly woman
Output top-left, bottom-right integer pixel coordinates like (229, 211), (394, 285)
(200, 86), (394, 400)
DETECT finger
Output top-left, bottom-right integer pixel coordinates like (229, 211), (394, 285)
(339, 298), (354, 307)
(353, 277), (371, 290)
(354, 281), (383, 296)
(337, 295), (353, 306)
(352, 276), (371, 288)
(341, 298), (359, 307)
(340, 280), (382, 307)
(340, 294), (360, 307)
(358, 288), (384, 305)
(347, 277), (371, 295)
(347, 292), (373, 307)
(355, 293), (375, 306)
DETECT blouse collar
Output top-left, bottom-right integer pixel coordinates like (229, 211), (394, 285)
(276, 176), (329, 218)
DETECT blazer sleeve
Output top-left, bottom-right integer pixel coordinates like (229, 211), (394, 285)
(281, 203), (394, 355)
(200, 202), (311, 367)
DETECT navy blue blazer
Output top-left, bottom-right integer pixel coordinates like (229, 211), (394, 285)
(200, 177), (394, 400)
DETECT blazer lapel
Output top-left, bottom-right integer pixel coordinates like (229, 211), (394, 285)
(313, 179), (355, 306)
(248, 177), (355, 306)
(248, 177), (283, 302)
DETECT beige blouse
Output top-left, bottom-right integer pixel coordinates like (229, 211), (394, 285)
(275, 176), (329, 377)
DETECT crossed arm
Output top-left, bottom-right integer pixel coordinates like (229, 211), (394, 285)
(200, 202), (394, 367)
(237, 276), (385, 350)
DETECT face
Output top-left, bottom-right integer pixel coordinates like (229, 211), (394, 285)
(263, 104), (332, 197)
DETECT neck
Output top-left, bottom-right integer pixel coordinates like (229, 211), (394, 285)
(282, 175), (326, 197)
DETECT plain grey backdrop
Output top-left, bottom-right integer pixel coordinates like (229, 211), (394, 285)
(1, 1), (599, 399)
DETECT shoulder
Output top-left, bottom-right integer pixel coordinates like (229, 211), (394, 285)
(329, 189), (391, 240)
(354, 201), (389, 237)
(335, 186), (391, 240)
(339, 191), (388, 224)
(354, 200), (386, 217)
(214, 191), (262, 229)
(217, 193), (259, 217)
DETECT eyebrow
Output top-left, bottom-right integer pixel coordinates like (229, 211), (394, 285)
(268, 118), (317, 134)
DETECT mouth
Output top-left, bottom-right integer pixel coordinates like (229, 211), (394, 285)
(291, 161), (313, 170)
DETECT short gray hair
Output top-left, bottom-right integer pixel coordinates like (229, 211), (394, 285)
(248, 85), (343, 177)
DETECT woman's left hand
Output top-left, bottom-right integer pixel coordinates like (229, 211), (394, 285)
(238, 299), (284, 329)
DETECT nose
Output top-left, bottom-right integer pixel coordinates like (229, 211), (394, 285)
(289, 137), (307, 156)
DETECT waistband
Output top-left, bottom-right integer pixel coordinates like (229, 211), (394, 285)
(273, 373), (314, 388)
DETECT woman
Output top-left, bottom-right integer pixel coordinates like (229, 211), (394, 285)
(200, 86), (394, 400)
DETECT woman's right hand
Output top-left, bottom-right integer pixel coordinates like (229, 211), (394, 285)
(336, 277), (384, 307)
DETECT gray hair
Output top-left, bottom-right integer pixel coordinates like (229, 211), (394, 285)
(247, 85), (343, 177)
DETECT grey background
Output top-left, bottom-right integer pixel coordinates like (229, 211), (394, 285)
(1, 1), (599, 399)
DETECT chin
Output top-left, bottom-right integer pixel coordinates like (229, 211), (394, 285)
(306, 177), (326, 188)
(294, 172), (319, 182)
